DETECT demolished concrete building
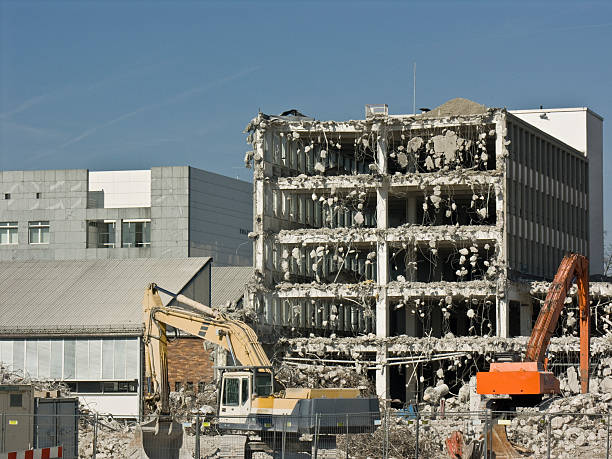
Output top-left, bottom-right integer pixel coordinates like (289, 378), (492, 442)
(243, 98), (608, 403)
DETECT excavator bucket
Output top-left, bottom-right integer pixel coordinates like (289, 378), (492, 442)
(135, 417), (184, 459)
(446, 424), (529, 458)
(489, 424), (528, 458)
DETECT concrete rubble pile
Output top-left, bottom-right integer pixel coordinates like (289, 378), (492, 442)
(275, 363), (375, 394)
(0, 364), (71, 396)
(78, 418), (140, 459)
(168, 384), (218, 420)
(78, 419), (220, 459)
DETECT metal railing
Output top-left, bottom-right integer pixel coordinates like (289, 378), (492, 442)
(0, 409), (609, 458)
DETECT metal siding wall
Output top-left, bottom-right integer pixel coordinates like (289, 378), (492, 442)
(0, 337), (139, 381)
(102, 339), (114, 379)
(50, 340), (63, 379)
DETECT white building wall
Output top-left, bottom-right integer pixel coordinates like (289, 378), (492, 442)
(88, 170), (151, 208)
(510, 108), (604, 274)
(77, 394), (140, 417)
(0, 337), (141, 417)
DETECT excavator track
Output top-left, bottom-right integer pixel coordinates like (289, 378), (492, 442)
(218, 434), (247, 458)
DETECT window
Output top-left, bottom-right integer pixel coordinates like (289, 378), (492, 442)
(0, 222), (18, 245)
(122, 220), (150, 247)
(222, 378), (239, 406)
(254, 372), (273, 397)
(175, 382), (182, 391)
(10, 394), (22, 407)
(198, 381), (206, 393)
(36, 192), (41, 199)
(87, 220), (116, 248)
(28, 221), (49, 244)
(241, 378), (249, 405)
(185, 381), (194, 392)
(4, 193), (10, 200)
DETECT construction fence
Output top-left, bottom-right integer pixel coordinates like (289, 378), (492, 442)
(0, 410), (610, 458)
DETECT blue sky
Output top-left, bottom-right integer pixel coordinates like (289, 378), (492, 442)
(1, 1), (611, 239)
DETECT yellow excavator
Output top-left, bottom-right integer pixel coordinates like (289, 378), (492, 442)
(138, 284), (380, 458)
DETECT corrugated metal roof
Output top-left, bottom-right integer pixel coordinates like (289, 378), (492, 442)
(211, 266), (252, 307)
(0, 258), (211, 335)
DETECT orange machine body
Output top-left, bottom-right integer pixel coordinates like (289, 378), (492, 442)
(477, 362), (560, 395)
(477, 253), (589, 398)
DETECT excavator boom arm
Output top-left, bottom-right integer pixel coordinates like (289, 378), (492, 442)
(524, 253), (590, 392)
(142, 284), (270, 414)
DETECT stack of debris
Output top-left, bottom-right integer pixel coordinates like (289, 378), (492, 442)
(0, 364), (71, 396)
(275, 363), (375, 394)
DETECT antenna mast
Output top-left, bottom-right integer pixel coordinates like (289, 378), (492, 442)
(413, 62), (416, 114)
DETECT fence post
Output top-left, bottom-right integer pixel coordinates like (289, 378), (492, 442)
(313, 413), (319, 459)
(607, 410), (610, 459)
(92, 413), (98, 459)
(483, 410), (489, 459)
(383, 407), (389, 459)
(546, 415), (551, 459)
(415, 410), (420, 459)
(195, 412), (200, 459)
(281, 415), (286, 459)
(345, 413), (349, 459)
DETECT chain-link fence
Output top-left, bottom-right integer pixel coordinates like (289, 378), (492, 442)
(0, 409), (610, 458)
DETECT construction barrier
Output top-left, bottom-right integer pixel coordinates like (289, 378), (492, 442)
(0, 446), (62, 459)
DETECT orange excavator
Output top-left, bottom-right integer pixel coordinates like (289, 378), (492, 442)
(478, 253), (590, 403)
(448, 253), (590, 458)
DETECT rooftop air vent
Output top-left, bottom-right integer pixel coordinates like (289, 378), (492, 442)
(365, 104), (388, 118)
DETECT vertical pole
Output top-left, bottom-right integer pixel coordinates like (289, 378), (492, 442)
(345, 413), (349, 459)
(607, 410), (610, 459)
(413, 62), (416, 115)
(482, 410), (487, 459)
(546, 415), (551, 459)
(383, 404), (389, 459)
(313, 413), (319, 459)
(415, 410), (420, 459)
(281, 415), (286, 459)
(195, 412), (200, 459)
(92, 413), (98, 459)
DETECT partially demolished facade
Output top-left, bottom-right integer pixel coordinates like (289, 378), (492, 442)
(244, 99), (607, 401)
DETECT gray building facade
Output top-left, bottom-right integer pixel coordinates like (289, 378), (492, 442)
(0, 166), (252, 266)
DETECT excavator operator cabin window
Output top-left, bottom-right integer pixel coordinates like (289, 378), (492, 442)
(222, 378), (240, 406)
(255, 372), (273, 397)
(241, 378), (249, 405)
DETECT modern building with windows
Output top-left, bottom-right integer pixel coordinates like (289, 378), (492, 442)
(0, 166), (252, 266)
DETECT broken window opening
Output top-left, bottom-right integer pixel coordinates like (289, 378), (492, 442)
(276, 244), (377, 285)
(388, 244), (496, 283)
(386, 125), (497, 175)
(264, 131), (377, 178)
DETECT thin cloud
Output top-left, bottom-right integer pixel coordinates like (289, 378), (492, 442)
(0, 120), (63, 139)
(0, 92), (56, 119)
(56, 65), (260, 150)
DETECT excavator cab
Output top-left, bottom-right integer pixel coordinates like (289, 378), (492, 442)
(218, 366), (274, 425)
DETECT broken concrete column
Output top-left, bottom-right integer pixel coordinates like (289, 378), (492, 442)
(496, 294), (509, 338)
(376, 344), (389, 399)
(520, 302), (533, 336)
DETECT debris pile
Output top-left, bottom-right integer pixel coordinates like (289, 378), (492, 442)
(78, 418), (140, 459)
(167, 384), (218, 420)
(0, 365), (71, 396)
(275, 364), (375, 394)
